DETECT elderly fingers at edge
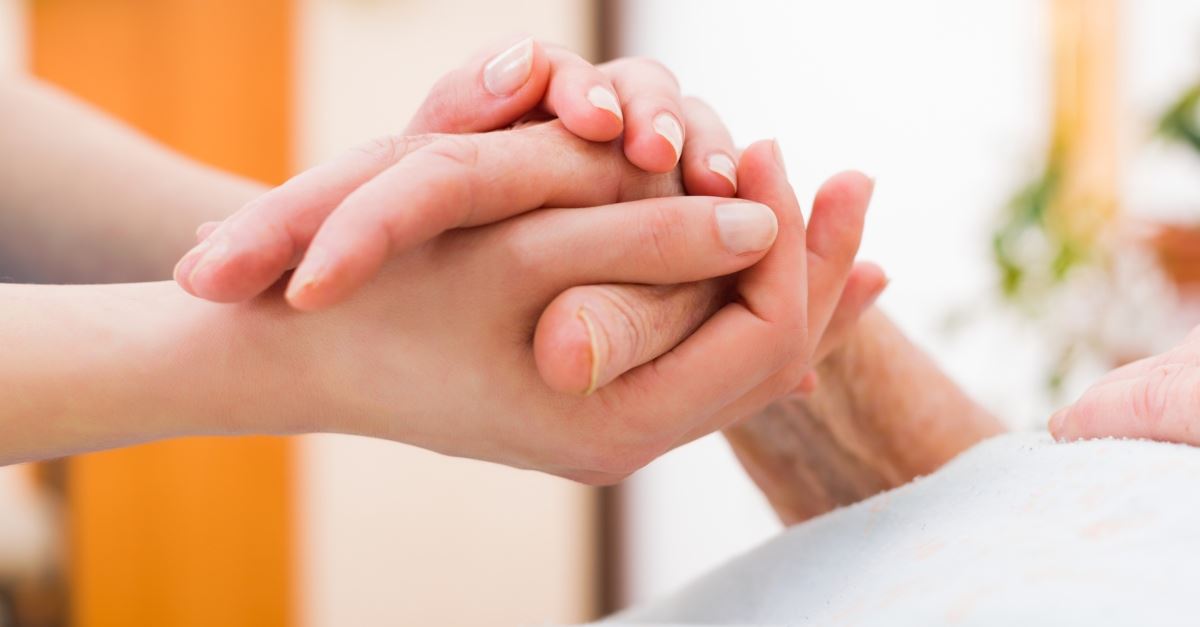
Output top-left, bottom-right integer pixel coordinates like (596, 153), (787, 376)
(1049, 329), (1200, 445)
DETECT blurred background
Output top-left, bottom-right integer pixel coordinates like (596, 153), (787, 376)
(1, 0), (1199, 625)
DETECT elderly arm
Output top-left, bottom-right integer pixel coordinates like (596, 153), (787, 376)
(726, 308), (1006, 524)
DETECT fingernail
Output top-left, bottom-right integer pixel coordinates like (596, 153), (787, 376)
(195, 221), (218, 243)
(707, 153), (737, 190)
(1048, 408), (1068, 436)
(771, 139), (788, 175)
(483, 37), (534, 96)
(715, 202), (778, 255)
(586, 86), (623, 121)
(578, 307), (603, 396)
(653, 112), (683, 162)
(174, 238), (211, 285)
(865, 284), (886, 309)
(186, 237), (231, 286)
(287, 246), (331, 301)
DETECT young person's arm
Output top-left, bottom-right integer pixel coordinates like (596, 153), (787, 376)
(0, 78), (263, 283)
(0, 142), (873, 483)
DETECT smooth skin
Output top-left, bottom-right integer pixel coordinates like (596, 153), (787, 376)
(0, 41), (885, 493)
(176, 39), (739, 312)
(1, 137), (873, 487)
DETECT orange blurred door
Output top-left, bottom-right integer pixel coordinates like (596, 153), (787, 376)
(29, 1), (294, 625)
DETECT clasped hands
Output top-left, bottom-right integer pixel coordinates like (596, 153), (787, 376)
(171, 39), (884, 484)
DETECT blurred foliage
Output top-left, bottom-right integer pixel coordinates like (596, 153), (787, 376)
(988, 160), (1090, 394)
(1159, 82), (1200, 154)
(994, 164), (1072, 305)
(987, 78), (1200, 395)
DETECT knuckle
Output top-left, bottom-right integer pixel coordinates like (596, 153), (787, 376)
(620, 168), (685, 202)
(350, 133), (427, 165)
(420, 134), (481, 169)
(621, 56), (682, 91)
(682, 95), (713, 113)
(1133, 365), (1184, 426)
(480, 219), (550, 285)
(593, 286), (651, 367)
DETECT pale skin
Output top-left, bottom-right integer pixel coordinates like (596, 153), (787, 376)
(1, 41), (892, 488)
(0, 126), (874, 483)
(161, 38), (1200, 516)
(1050, 324), (1200, 446)
(1, 35), (1012, 517)
(727, 309), (1007, 524)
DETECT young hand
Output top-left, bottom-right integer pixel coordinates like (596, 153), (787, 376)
(175, 41), (738, 310)
(176, 139), (859, 484)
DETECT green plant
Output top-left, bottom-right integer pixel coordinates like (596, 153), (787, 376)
(1158, 82), (1200, 154)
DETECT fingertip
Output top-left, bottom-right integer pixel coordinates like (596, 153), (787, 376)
(283, 240), (383, 311)
(284, 249), (336, 311)
(555, 85), (623, 142)
(408, 36), (551, 134)
(684, 153), (738, 197)
(481, 36), (538, 97)
(624, 109), (683, 173)
(195, 221), (221, 244)
(534, 297), (596, 395)
(791, 370), (819, 396)
(850, 261), (889, 298)
(1048, 408), (1070, 440)
(818, 170), (876, 209)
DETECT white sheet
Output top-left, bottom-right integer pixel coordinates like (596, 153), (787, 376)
(603, 433), (1200, 626)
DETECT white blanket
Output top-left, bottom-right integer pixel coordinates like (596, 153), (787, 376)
(605, 433), (1200, 626)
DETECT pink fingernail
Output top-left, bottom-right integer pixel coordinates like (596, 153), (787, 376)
(771, 139), (788, 175)
(187, 237), (232, 287)
(287, 246), (332, 302)
(483, 37), (534, 96)
(652, 112), (683, 162)
(707, 153), (737, 190)
(715, 202), (778, 255)
(577, 307), (605, 396)
(1048, 408), (1068, 436)
(586, 86), (623, 121)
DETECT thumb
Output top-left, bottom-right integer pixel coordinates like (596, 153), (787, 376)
(534, 280), (732, 395)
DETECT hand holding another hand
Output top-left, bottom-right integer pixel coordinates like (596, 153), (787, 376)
(168, 42), (881, 482)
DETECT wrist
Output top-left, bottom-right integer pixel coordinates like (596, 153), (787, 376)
(822, 307), (1005, 475)
(155, 284), (327, 439)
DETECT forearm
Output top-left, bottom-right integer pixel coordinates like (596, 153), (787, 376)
(725, 308), (1006, 524)
(0, 282), (301, 465)
(0, 78), (264, 283)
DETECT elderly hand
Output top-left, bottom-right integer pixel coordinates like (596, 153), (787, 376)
(1050, 325), (1200, 445)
